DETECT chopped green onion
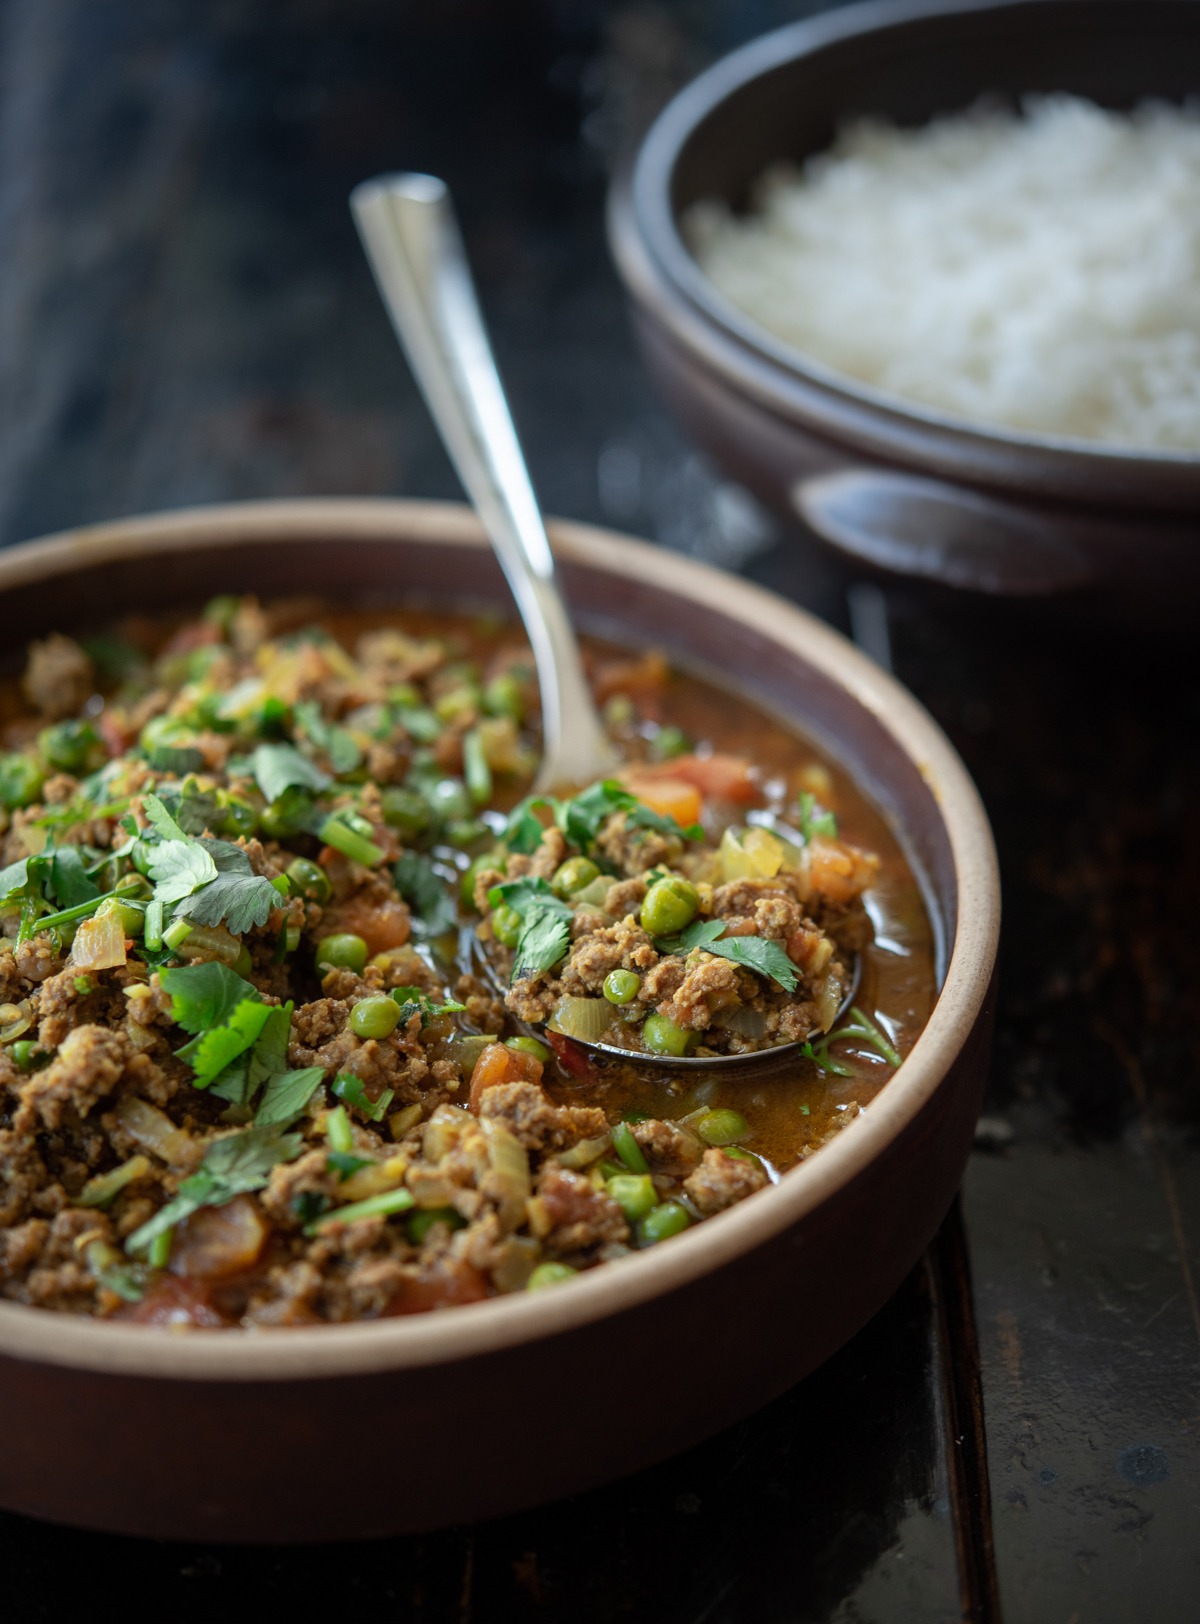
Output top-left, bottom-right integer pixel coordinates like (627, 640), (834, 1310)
(148, 1228), (173, 1269)
(611, 1120), (649, 1175)
(163, 918), (193, 952)
(318, 815), (383, 868)
(304, 1186), (414, 1235)
(526, 1261), (577, 1291)
(325, 1104), (354, 1154)
(143, 898), (164, 951)
(637, 1201), (690, 1246)
(462, 727), (492, 807)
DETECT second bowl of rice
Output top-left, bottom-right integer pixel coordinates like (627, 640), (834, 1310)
(608, 0), (1200, 603)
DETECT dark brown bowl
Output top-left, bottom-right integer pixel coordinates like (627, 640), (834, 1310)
(0, 500), (999, 1541)
(608, 0), (1200, 601)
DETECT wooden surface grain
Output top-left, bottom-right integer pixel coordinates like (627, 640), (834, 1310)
(0, 1), (1195, 1617)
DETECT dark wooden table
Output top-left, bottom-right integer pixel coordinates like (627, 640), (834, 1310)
(1, 2), (1196, 1618)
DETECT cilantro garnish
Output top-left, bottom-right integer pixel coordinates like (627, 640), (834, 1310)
(147, 837), (217, 904)
(393, 850), (457, 939)
(488, 877), (573, 982)
(160, 961), (254, 1036)
(48, 847), (100, 910)
(293, 701), (361, 776)
(795, 792), (838, 843)
(180, 998), (276, 1091)
(251, 742), (331, 803)
(504, 781), (701, 860)
(331, 1073), (394, 1122)
(255, 1066), (325, 1127)
(125, 1123), (305, 1255)
(391, 986), (467, 1026)
(654, 918), (800, 992)
(327, 1149), (372, 1180)
(172, 840), (281, 934)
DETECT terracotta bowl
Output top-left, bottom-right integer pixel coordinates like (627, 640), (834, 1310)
(608, 0), (1200, 602)
(0, 499), (999, 1542)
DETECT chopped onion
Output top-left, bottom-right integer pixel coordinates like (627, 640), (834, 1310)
(555, 1131), (612, 1170)
(337, 1154), (408, 1203)
(69, 912), (127, 972)
(115, 1096), (197, 1168)
(571, 876), (614, 909)
(717, 1006), (768, 1040)
(0, 999), (34, 1043)
(815, 969), (846, 1033)
(480, 1117), (530, 1229)
(77, 1154), (151, 1208)
(548, 997), (614, 1044)
(490, 1234), (541, 1293)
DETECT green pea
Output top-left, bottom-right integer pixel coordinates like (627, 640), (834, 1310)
(606, 1173), (658, 1223)
(641, 1012), (696, 1057)
(491, 904), (522, 948)
(603, 969), (641, 1005)
(38, 720), (104, 776)
(285, 857), (332, 904)
(114, 872), (153, 902)
(260, 786), (314, 840)
(434, 685), (480, 723)
(427, 777), (471, 824)
(10, 1040), (44, 1072)
(316, 934), (368, 974)
(379, 787), (432, 837)
(94, 896), (144, 938)
(552, 856), (601, 898)
(349, 995), (402, 1040)
(0, 753), (45, 810)
(639, 877), (700, 937)
(217, 791), (259, 839)
(505, 1035), (551, 1063)
(484, 672), (524, 721)
(407, 1206), (466, 1245)
(696, 1108), (749, 1146)
(527, 1261), (578, 1291)
(638, 1201), (691, 1246)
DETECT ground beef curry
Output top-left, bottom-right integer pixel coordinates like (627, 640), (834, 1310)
(0, 599), (935, 1327)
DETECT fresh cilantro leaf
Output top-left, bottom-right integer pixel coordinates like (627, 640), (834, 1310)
(256, 1066), (325, 1127)
(331, 1073), (394, 1122)
(173, 839), (280, 934)
(795, 792), (838, 843)
(653, 918), (799, 992)
(49, 847), (100, 909)
(551, 780), (700, 854)
(653, 919), (727, 954)
(391, 986), (467, 1026)
(503, 795), (556, 855)
(392, 703), (442, 744)
(157, 783), (221, 837)
(141, 792), (191, 845)
(486, 877), (573, 982)
(626, 803), (703, 842)
(160, 961), (259, 1036)
(149, 839), (218, 905)
(125, 1123), (304, 1255)
(179, 998), (276, 1090)
(486, 876), (567, 916)
(294, 701), (362, 776)
(251, 742), (331, 803)
(393, 850), (457, 938)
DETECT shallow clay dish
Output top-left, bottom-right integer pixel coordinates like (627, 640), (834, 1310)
(608, 0), (1200, 602)
(0, 499), (999, 1542)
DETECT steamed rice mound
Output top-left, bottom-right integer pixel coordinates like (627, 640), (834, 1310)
(686, 95), (1200, 452)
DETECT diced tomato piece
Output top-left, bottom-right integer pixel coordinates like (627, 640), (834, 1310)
(169, 1195), (267, 1280)
(117, 1275), (226, 1328)
(322, 893), (412, 955)
(647, 753), (758, 805)
(545, 1030), (597, 1082)
(622, 774), (704, 830)
(468, 1041), (543, 1111)
(386, 1259), (489, 1315)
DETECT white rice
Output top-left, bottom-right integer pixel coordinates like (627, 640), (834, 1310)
(685, 96), (1200, 452)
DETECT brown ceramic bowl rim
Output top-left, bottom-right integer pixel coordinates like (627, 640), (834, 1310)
(0, 498), (999, 1381)
(617, 0), (1200, 500)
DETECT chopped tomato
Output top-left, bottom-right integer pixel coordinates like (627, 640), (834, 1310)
(117, 1275), (226, 1328)
(468, 1041), (543, 1111)
(169, 1195), (267, 1280)
(622, 774), (703, 830)
(321, 893), (411, 955)
(647, 752), (758, 805)
(545, 1030), (597, 1082)
(386, 1259), (488, 1315)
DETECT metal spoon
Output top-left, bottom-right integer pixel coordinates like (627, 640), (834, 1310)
(350, 172), (617, 793)
(351, 172), (851, 1074)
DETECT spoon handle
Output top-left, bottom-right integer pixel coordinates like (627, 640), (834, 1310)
(350, 172), (617, 792)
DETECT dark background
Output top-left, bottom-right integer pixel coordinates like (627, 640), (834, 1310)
(0, 2), (1197, 1618)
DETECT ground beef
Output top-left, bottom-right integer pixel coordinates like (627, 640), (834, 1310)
(630, 1119), (704, 1177)
(21, 635), (95, 719)
(19, 1025), (128, 1131)
(595, 811), (683, 876)
(654, 953), (747, 1032)
(559, 916), (659, 997)
(532, 1164), (630, 1254)
(683, 1148), (769, 1215)
(477, 1080), (608, 1154)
